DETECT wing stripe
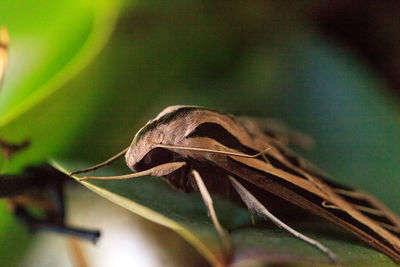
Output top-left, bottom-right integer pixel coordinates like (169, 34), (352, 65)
(227, 157), (400, 260)
(186, 122), (308, 179)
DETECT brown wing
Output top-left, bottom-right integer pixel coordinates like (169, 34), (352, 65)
(177, 110), (400, 263)
(320, 179), (400, 238)
(237, 116), (315, 150)
(251, 127), (400, 240)
(215, 150), (400, 263)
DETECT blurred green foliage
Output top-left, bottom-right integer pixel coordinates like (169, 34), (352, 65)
(0, 0), (120, 265)
(1, 0), (400, 266)
(0, 202), (31, 266)
(0, 0), (121, 172)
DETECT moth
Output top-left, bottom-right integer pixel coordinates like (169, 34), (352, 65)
(71, 105), (400, 264)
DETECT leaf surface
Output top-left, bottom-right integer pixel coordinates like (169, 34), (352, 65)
(53, 160), (397, 266)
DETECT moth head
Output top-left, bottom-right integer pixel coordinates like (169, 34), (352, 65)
(125, 129), (162, 173)
(125, 106), (193, 172)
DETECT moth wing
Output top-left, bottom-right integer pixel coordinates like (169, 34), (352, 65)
(237, 116), (315, 150)
(178, 110), (400, 262)
(316, 177), (400, 237)
(263, 136), (400, 237)
(216, 152), (400, 263)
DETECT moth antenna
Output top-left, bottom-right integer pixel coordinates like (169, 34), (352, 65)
(156, 144), (270, 159)
(70, 147), (129, 175)
(77, 161), (186, 181)
(322, 200), (387, 217)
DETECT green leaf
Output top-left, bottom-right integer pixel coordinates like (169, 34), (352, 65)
(0, 0), (121, 172)
(52, 160), (397, 266)
(0, 0), (120, 125)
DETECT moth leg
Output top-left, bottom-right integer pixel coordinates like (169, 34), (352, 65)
(250, 212), (256, 225)
(70, 147), (129, 175)
(323, 199), (387, 216)
(322, 199), (400, 233)
(333, 188), (393, 217)
(229, 176), (338, 264)
(192, 170), (231, 255)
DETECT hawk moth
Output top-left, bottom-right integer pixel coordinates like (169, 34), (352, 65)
(72, 105), (400, 264)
